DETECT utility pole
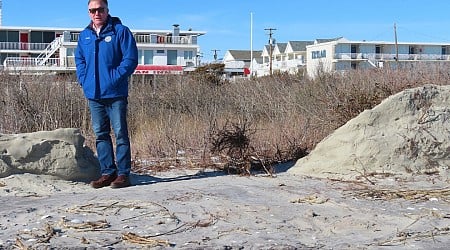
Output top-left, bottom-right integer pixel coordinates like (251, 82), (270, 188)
(196, 51), (203, 66)
(394, 23), (399, 63)
(211, 49), (220, 62)
(264, 28), (276, 75)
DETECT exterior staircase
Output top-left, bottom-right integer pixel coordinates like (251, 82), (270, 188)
(36, 36), (62, 66)
(367, 59), (378, 68)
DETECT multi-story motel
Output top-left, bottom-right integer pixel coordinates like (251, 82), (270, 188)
(0, 24), (205, 75)
(306, 37), (450, 78)
(224, 37), (450, 78)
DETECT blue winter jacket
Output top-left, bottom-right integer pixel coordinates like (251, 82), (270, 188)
(75, 16), (138, 100)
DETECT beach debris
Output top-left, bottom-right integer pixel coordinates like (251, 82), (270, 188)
(14, 238), (28, 250)
(40, 215), (52, 220)
(60, 218), (109, 231)
(348, 187), (450, 202)
(122, 232), (171, 247)
(14, 223), (56, 249)
(290, 194), (329, 204)
(377, 226), (450, 246)
(80, 236), (90, 244)
(209, 120), (276, 175)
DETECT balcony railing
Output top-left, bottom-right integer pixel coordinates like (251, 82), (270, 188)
(335, 53), (450, 61)
(3, 57), (61, 68)
(70, 33), (80, 42)
(0, 42), (49, 51)
(67, 32), (197, 45)
(134, 34), (197, 45)
(0, 34), (196, 54)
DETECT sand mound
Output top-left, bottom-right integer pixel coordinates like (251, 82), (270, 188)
(0, 128), (100, 181)
(289, 84), (450, 180)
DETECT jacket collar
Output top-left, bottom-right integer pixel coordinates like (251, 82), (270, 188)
(88, 15), (122, 35)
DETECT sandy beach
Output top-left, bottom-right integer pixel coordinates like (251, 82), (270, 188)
(1, 162), (449, 249)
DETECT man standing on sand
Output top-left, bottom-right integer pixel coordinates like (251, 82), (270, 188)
(75, 0), (138, 188)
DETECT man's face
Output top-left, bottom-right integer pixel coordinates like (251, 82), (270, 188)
(88, 0), (109, 27)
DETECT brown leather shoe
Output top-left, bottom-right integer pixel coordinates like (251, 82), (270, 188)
(110, 175), (131, 189)
(90, 173), (117, 189)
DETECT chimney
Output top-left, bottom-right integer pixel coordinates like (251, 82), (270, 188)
(173, 24), (180, 37)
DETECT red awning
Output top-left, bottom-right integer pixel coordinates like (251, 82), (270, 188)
(134, 65), (184, 75)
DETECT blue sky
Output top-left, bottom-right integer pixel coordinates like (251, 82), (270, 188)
(3, 0), (450, 62)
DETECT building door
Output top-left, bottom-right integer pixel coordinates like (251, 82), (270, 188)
(375, 45), (381, 59)
(351, 45), (357, 59)
(20, 33), (28, 50)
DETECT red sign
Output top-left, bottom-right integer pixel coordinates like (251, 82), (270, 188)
(134, 65), (183, 75)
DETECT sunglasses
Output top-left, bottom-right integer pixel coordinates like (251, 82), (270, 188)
(89, 7), (106, 14)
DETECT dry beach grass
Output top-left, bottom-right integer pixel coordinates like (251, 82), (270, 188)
(2, 65), (450, 171)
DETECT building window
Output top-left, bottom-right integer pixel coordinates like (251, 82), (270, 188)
(375, 45), (381, 54)
(67, 48), (75, 56)
(43, 32), (55, 43)
(0, 31), (19, 42)
(167, 50), (177, 65)
(311, 50), (326, 59)
(184, 50), (193, 60)
(156, 50), (164, 54)
(30, 31), (55, 43)
(138, 50), (143, 64)
(138, 50), (153, 64)
(144, 50), (153, 64)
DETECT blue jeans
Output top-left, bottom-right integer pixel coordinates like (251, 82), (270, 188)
(88, 97), (131, 176)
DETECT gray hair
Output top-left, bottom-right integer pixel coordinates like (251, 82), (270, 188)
(88, 0), (108, 6)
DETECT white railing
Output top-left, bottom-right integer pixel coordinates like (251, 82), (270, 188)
(0, 42), (49, 51)
(70, 33), (80, 42)
(335, 52), (450, 61)
(3, 57), (60, 68)
(285, 58), (306, 67)
(0, 34), (195, 54)
(134, 34), (194, 45)
(134, 34), (151, 43)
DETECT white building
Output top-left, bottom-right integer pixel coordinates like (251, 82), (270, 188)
(253, 40), (313, 76)
(306, 37), (450, 78)
(222, 50), (262, 78)
(0, 24), (206, 75)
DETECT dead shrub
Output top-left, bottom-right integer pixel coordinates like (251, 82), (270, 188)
(210, 120), (256, 174)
